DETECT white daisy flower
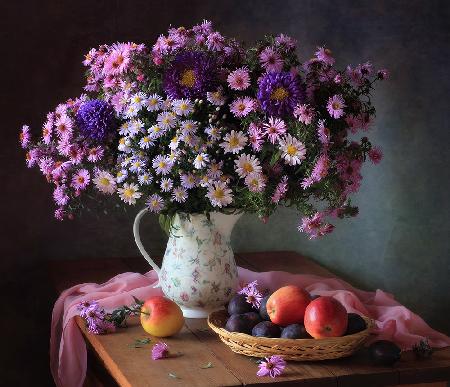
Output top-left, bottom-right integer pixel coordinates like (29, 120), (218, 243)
(161, 98), (173, 111)
(139, 135), (154, 149)
(160, 178), (173, 192)
(199, 174), (211, 188)
(118, 137), (131, 153)
(172, 99), (194, 116)
(138, 172), (153, 185)
(194, 153), (209, 169)
(206, 181), (233, 208)
(129, 158), (146, 173)
(118, 183), (142, 205)
(180, 133), (200, 147)
(180, 120), (198, 134)
(220, 130), (248, 154)
(172, 187), (188, 203)
(124, 104), (139, 118)
(180, 173), (197, 189)
(145, 94), (163, 112)
(205, 125), (222, 140)
(169, 135), (180, 150)
(121, 156), (133, 168)
(245, 173), (266, 193)
(206, 88), (226, 106)
(148, 124), (165, 139)
(116, 169), (128, 183)
(234, 154), (262, 178)
(279, 134), (307, 166)
(146, 194), (164, 213)
(157, 111), (177, 130)
(207, 160), (223, 179)
(93, 170), (116, 195)
(129, 92), (147, 109)
(119, 122), (131, 136)
(128, 119), (145, 136)
(152, 155), (172, 175)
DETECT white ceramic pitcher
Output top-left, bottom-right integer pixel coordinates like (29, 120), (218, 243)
(133, 210), (242, 318)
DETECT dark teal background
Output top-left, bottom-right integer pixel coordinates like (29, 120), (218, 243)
(1, 1), (449, 384)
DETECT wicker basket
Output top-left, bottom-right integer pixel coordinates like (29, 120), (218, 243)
(207, 309), (374, 361)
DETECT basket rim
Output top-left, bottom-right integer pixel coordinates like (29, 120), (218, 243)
(207, 309), (375, 345)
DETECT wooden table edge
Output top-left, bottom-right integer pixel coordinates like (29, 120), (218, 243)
(75, 316), (132, 387)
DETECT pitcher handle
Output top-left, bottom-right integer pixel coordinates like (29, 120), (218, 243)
(133, 208), (161, 275)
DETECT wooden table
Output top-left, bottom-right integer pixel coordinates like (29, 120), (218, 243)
(48, 252), (450, 387)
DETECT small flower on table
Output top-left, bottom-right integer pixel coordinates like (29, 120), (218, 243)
(152, 342), (170, 360)
(256, 355), (286, 378)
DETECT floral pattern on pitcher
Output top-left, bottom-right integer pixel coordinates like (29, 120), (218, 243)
(159, 212), (241, 313)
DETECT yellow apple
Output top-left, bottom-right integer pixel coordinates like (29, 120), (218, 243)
(140, 296), (184, 337)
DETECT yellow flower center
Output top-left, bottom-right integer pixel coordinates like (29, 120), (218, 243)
(237, 103), (246, 112)
(229, 136), (239, 147)
(286, 144), (297, 156)
(180, 69), (196, 88)
(213, 188), (224, 199)
(148, 99), (157, 106)
(143, 137), (150, 143)
(119, 138), (125, 145)
(243, 162), (254, 173)
(153, 126), (161, 133)
(123, 188), (135, 198)
(271, 87), (289, 101)
(99, 177), (110, 186)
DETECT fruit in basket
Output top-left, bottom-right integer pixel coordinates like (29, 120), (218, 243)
(345, 313), (367, 335)
(259, 294), (271, 320)
(225, 314), (253, 334)
(280, 323), (312, 339)
(368, 340), (401, 365)
(252, 321), (281, 338)
(244, 311), (262, 329)
(266, 285), (312, 326)
(140, 296), (184, 337)
(304, 296), (348, 338)
(227, 294), (254, 315)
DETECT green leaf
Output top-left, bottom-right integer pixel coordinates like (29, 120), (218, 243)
(269, 150), (281, 166)
(200, 362), (214, 369)
(168, 372), (180, 379)
(129, 337), (151, 348)
(159, 214), (174, 236)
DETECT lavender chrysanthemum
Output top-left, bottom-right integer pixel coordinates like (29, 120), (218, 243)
(257, 72), (304, 117)
(163, 51), (217, 99)
(76, 99), (117, 141)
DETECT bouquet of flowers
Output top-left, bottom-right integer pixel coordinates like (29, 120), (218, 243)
(20, 20), (387, 238)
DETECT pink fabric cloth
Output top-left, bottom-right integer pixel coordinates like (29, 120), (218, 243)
(50, 268), (450, 387)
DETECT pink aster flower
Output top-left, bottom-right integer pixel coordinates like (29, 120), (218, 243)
(227, 67), (251, 90)
(346, 65), (363, 86)
(259, 47), (284, 73)
(377, 69), (389, 80)
(368, 146), (383, 164)
(257, 355), (286, 378)
(25, 148), (40, 168)
(275, 33), (296, 49)
(271, 175), (288, 203)
(146, 194), (164, 213)
(87, 146), (104, 162)
(317, 120), (331, 147)
(53, 184), (69, 206)
(229, 97), (255, 118)
(54, 207), (66, 221)
(301, 154), (329, 188)
(103, 47), (130, 76)
(293, 104), (315, 125)
(264, 117), (286, 144)
(327, 94), (346, 119)
(248, 122), (264, 152)
(72, 169), (90, 190)
(298, 212), (335, 239)
(42, 120), (53, 144)
(38, 156), (54, 175)
(68, 144), (84, 165)
(206, 31), (224, 51)
(315, 46), (335, 66)
(152, 342), (169, 360)
(19, 125), (31, 148)
(55, 114), (73, 139)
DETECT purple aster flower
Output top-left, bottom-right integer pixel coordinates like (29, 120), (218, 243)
(152, 342), (170, 360)
(77, 300), (100, 318)
(238, 280), (263, 308)
(315, 46), (335, 66)
(377, 69), (389, 80)
(256, 355), (286, 378)
(163, 51), (218, 99)
(76, 99), (117, 142)
(19, 125), (31, 148)
(53, 184), (69, 206)
(257, 72), (304, 117)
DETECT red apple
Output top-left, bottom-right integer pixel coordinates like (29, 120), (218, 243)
(266, 285), (312, 326)
(140, 296), (184, 337)
(304, 296), (348, 338)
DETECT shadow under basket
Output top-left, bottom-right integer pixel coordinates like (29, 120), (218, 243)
(207, 310), (375, 361)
